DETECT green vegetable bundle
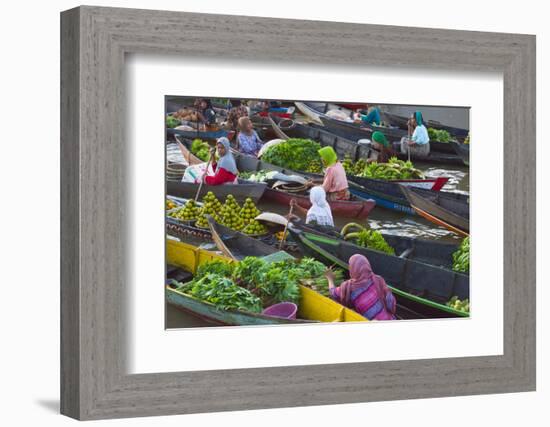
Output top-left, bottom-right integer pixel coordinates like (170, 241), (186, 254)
(191, 138), (210, 161)
(446, 296), (469, 313)
(262, 138), (322, 173)
(179, 273), (262, 313)
(166, 115), (179, 129)
(341, 223), (395, 255)
(358, 157), (424, 180)
(452, 237), (470, 273)
(427, 128), (452, 143)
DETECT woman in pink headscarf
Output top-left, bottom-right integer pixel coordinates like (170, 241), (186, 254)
(325, 254), (397, 320)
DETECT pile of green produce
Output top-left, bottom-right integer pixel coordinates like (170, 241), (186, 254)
(359, 157), (424, 180)
(179, 273), (263, 313)
(446, 296), (469, 313)
(342, 156), (367, 177)
(168, 199), (201, 221)
(220, 195), (244, 231)
(239, 197), (267, 234)
(452, 237), (470, 273)
(191, 138), (210, 161)
(166, 115), (179, 129)
(464, 133), (470, 145)
(178, 256), (333, 311)
(341, 223), (395, 255)
(195, 192), (223, 228)
(427, 128), (452, 143)
(261, 138), (323, 173)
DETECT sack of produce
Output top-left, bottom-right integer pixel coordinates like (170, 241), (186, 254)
(182, 163), (214, 183)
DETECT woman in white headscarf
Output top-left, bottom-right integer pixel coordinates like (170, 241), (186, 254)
(289, 186), (334, 227)
(204, 137), (239, 185)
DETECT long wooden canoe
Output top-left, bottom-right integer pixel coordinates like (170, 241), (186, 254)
(206, 216), (282, 260)
(288, 225), (469, 319)
(347, 175), (452, 215)
(390, 142), (465, 165)
(381, 110), (469, 139)
(289, 221), (460, 270)
(167, 127), (228, 140)
(166, 180), (267, 204)
(320, 114), (409, 142)
(166, 239), (367, 325)
(452, 141), (470, 166)
(400, 185), (469, 236)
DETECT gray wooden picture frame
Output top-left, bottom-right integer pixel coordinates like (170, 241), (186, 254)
(60, 5), (536, 421)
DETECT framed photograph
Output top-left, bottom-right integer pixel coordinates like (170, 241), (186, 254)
(61, 6), (536, 420)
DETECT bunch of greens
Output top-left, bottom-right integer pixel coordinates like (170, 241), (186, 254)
(452, 237), (470, 273)
(342, 223), (395, 255)
(262, 138), (322, 173)
(427, 128), (452, 143)
(179, 273), (262, 313)
(191, 138), (210, 161)
(196, 260), (235, 279)
(464, 133), (470, 145)
(358, 157), (424, 180)
(166, 115), (179, 129)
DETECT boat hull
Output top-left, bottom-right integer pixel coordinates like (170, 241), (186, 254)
(166, 180), (267, 203)
(452, 141), (470, 166)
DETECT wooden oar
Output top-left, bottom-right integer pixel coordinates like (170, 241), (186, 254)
(194, 150), (214, 202)
(278, 205), (293, 250)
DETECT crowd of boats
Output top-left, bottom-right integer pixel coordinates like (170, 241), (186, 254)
(165, 98), (470, 326)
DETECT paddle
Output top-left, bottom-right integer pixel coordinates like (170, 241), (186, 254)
(278, 205), (293, 250)
(194, 149), (215, 202)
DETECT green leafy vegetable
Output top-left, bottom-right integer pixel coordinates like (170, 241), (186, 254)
(191, 138), (210, 161)
(262, 138), (322, 173)
(428, 128), (452, 143)
(196, 260), (234, 279)
(166, 115), (179, 128)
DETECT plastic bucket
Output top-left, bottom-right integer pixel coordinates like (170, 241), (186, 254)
(262, 302), (298, 319)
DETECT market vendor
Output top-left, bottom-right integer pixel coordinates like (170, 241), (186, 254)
(367, 131), (397, 163)
(355, 104), (381, 126)
(325, 254), (397, 320)
(226, 99), (249, 132)
(400, 110), (430, 156)
(203, 137), (239, 185)
(289, 186), (334, 227)
(236, 116), (263, 156)
(194, 98), (217, 126)
(318, 146), (350, 201)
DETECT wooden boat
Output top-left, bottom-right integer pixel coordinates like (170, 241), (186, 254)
(347, 176), (451, 215)
(287, 225), (469, 319)
(166, 180), (267, 203)
(288, 221), (460, 270)
(207, 216), (281, 260)
(320, 114), (408, 142)
(381, 111), (469, 139)
(165, 239), (367, 325)
(400, 186), (469, 236)
(294, 101), (326, 124)
(390, 142), (465, 165)
(452, 141), (470, 166)
(167, 127), (229, 140)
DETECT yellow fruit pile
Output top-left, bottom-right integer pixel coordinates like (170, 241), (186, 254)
(168, 199), (200, 221)
(166, 199), (177, 210)
(195, 192), (222, 228)
(239, 198), (261, 226)
(275, 230), (288, 241)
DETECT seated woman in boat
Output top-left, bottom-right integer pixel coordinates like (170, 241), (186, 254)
(203, 137), (239, 185)
(318, 146), (351, 201)
(400, 110), (430, 156)
(289, 186), (334, 227)
(325, 254), (397, 321)
(194, 98), (217, 128)
(367, 131), (397, 163)
(236, 116), (263, 156)
(355, 104), (381, 126)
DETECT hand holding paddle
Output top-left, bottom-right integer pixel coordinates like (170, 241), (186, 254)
(194, 148), (215, 201)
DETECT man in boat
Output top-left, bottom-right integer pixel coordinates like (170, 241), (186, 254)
(193, 98), (217, 129)
(318, 146), (351, 201)
(400, 110), (430, 157)
(236, 116), (263, 156)
(289, 186), (334, 227)
(202, 137), (239, 185)
(367, 131), (397, 163)
(325, 254), (397, 320)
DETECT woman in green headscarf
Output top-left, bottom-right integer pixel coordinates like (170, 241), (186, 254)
(317, 146), (350, 201)
(401, 110), (430, 157)
(367, 131), (397, 163)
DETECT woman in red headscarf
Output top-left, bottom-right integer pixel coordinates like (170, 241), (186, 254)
(325, 254), (397, 320)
